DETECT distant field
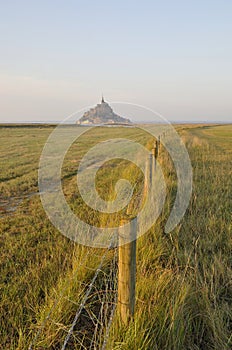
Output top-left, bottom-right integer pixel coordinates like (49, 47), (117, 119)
(0, 124), (231, 349)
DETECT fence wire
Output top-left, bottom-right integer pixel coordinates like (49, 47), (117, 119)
(61, 246), (118, 350)
(29, 244), (118, 350)
(29, 132), (168, 350)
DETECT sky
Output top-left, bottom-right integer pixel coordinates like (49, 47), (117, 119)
(0, 0), (232, 123)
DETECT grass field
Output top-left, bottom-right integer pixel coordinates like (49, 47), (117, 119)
(0, 124), (231, 349)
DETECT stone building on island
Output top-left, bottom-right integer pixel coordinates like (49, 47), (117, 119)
(76, 96), (132, 125)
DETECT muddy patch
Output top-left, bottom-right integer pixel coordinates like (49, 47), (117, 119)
(0, 197), (24, 217)
(0, 192), (41, 218)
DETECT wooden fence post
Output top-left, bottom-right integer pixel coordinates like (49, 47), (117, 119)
(155, 140), (159, 159)
(118, 217), (137, 325)
(144, 152), (153, 195)
(118, 139), (160, 325)
(151, 148), (156, 178)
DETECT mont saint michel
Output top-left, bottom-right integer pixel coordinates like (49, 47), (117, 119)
(76, 97), (132, 125)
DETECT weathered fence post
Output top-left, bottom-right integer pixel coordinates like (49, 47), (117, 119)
(118, 217), (137, 325)
(155, 140), (159, 159)
(144, 152), (153, 195)
(118, 138), (160, 325)
(151, 147), (156, 178)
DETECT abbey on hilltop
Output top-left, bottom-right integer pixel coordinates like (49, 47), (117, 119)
(76, 96), (132, 125)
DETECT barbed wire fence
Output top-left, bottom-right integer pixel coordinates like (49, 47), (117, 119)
(29, 242), (118, 350)
(29, 131), (169, 350)
(60, 246), (118, 350)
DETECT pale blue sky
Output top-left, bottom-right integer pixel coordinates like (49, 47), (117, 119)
(0, 0), (231, 122)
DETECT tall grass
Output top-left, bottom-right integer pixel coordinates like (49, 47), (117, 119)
(0, 125), (231, 349)
(106, 125), (232, 349)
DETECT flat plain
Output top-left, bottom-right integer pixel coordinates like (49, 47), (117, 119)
(0, 124), (231, 349)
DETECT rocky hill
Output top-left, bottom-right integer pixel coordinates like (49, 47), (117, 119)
(76, 97), (132, 125)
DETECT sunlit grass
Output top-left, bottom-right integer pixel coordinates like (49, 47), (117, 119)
(0, 124), (231, 349)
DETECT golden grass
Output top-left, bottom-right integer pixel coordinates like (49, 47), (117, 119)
(0, 124), (231, 349)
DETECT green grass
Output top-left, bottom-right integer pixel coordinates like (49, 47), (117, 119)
(0, 124), (231, 349)
(107, 124), (232, 349)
